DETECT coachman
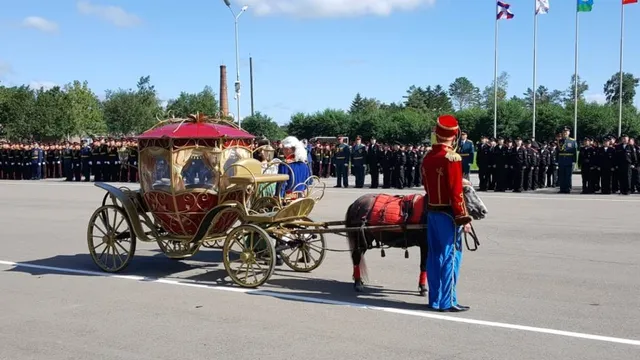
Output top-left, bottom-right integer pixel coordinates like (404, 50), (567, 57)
(421, 114), (473, 312)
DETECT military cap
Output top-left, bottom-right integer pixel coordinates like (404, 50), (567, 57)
(621, 133), (629, 138)
(515, 136), (522, 141)
(497, 136), (504, 140)
(460, 130), (468, 135)
(356, 135), (362, 140)
(524, 139), (531, 144)
(481, 134), (488, 139)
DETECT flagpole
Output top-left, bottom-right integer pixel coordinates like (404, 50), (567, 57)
(573, 8), (579, 141)
(618, 3), (625, 137)
(493, 8), (499, 139)
(532, 3), (538, 139)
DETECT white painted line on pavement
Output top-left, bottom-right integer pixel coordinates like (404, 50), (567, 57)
(1, 259), (639, 347)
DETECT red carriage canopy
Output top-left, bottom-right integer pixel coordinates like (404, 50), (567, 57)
(137, 121), (255, 140)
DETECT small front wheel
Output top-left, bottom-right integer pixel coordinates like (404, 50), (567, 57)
(87, 205), (136, 272)
(223, 224), (275, 288)
(279, 217), (326, 272)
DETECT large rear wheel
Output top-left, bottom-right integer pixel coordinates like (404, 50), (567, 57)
(223, 224), (275, 288)
(87, 205), (136, 272)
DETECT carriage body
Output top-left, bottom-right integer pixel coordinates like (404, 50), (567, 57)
(136, 118), (255, 238)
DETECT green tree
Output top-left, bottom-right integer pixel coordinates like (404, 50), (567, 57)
(64, 80), (106, 136)
(564, 74), (589, 104)
(603, 72), (639, 106)
(448, 77), (481, 110)
(481, 71), (509, 108)
(32, 86), (73, 140)
(0, 85), (36, 140)
(241, 111), (285, 140)
(166, 86), (219, 117)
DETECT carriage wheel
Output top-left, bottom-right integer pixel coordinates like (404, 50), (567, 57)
(279, 217), (326, 273)
(223, 224), (276, 288)
(87, 205), (136, 272)
(101, 192), (119, 207)
(157, 239), (201, 259)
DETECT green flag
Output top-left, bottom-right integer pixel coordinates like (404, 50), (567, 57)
(577, 0), (593, 12)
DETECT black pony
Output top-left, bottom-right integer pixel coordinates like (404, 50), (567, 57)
(345, 183), (488, 295)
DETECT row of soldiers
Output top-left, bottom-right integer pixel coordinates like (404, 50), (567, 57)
(0, 138), (138, 182)
(475, 132), (640, 195)
(300, 136), (433, 190)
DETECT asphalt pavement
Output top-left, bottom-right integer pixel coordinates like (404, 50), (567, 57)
(0, 175), (639, 360)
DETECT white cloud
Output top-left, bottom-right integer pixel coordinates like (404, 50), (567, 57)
(0, 61), (12, 77)
(21, 16), (59, 33)
(77, 1), (141, 27)
(30, 81), (57, 90)
(239, 0), (436, 17)
(585, 93), (607, 104)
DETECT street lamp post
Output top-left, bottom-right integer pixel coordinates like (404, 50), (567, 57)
(222, 0), (248, 129)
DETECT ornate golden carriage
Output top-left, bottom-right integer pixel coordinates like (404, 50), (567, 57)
(86, 114), (326, 287)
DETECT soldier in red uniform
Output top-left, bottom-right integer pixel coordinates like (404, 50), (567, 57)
(422, 114), (473, 312)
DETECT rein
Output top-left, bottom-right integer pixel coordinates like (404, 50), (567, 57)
(463, 223), (480, 251)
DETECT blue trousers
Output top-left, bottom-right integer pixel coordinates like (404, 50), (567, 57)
(558, 165), (573, 192)
(426, 211), (463, 310)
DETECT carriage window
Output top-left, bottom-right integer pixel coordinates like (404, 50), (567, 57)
(222, 146), (252, 176)
(140, 149), (171, 192)
(178, 149), (220, 191)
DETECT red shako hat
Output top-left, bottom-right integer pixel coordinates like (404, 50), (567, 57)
(435, 114), (459, 141)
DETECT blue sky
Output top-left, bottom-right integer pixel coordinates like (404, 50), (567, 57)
(1, 0), (639, 125)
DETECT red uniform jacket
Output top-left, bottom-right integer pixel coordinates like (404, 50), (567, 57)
(421, 144), (468, 221)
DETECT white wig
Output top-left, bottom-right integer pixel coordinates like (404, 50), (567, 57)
(281, 136), (308, 163)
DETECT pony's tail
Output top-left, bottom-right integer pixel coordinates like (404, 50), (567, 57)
(346, 204), (368, 283)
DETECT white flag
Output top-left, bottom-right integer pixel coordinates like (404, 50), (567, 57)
(536, 0), (549, 14)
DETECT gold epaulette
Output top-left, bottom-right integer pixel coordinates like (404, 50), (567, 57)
(445, 150), (462, 162)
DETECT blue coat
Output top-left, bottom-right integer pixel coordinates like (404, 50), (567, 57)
(457, 140), (474, 170)
(558, 137), (577, 166)
(278, 161), (311, 198)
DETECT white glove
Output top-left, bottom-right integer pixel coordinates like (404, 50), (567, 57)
(89, 161), (92, 165)
(96, 161), (101, 165)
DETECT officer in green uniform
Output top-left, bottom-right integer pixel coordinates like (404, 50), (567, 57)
(334, 135), (351, 188)
(557, 126), (577, 193)
(351, 136), (366, 188)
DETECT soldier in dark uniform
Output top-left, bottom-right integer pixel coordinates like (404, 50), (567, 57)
(381, 144), (393, 188)
(414, 144), (425, 187)
(578, 137), (592, 194)
(71, 143), (81, 181)
(81, 141), (92, 181)
(538, 142), (550, 188)
(523, 140), (533, 191)
(391, 143), (406, 189)
(492, 137), (508, 191)
(128, 139), (138, 183)
(40, 144), (48, 179)
(631, 138), (640, 193)
(530, 141), (541, 190)
(404, 144), (417, 188)
(610, 135), (619, 193)
(0, 142), (7, 179)
(321, 143), (331, 178)
(91, 139), (102, 181)
(615, 134), (634, 195)
(547, 141), (558, 187)
(312, 142), (322, 177)
(557, 126), (577, 193)
(367, 137), (381, 188)
(30, 142), (43, 180)
(107, 138), (119, 181)
(351, 136), (366, 188)
(590, 138), (602, 193)
(476, 136), (490, 191)
(334, 136), (350, 188)
(505, 138), (514, 189)
(511, 137), (526, 192)
(53, 144), (62, 178)
(598, 137), (615, 194)
(457, 130), (474, 181)
(62, 142), (73, 181)
(487, 137), (497, 190)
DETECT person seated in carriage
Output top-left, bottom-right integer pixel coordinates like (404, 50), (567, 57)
(277, 136), (311, 200)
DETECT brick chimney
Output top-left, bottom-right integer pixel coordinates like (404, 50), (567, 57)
(219, 65), (229, 117)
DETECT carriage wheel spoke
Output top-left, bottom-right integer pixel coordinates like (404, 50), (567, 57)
(94, 224), (108, 237)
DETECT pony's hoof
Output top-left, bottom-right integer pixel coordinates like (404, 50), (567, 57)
(354, 280), (364, 292)
(418, 285), (427, 297)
